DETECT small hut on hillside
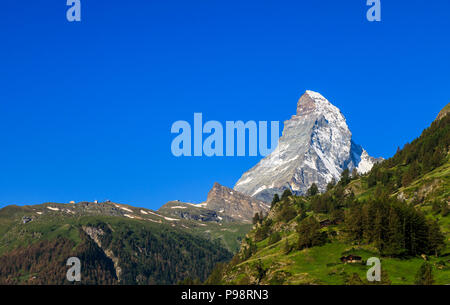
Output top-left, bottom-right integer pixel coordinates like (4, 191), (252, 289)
(340, 254), (362, 264)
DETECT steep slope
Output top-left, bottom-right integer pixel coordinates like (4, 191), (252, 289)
(359, 109), (450, 204)
(234, 90), (381, 202)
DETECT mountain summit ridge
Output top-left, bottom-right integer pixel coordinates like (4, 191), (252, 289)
(234, 90), (382, 202)
(204, 182), (269, 222)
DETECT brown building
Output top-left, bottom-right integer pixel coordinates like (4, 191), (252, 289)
(340, 254), (362, 263)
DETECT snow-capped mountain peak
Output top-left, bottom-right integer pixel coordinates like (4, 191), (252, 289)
(234, 90), (382, 202)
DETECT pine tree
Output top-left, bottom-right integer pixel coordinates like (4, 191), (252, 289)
(345, 205), (364, 242)
(330, 209), (344, 224)
(297, 217), (325, 250)
(427, 219), (445, 257)
(326, 178), (336, 191)
(415, 262), (434, 285)
(252, 213), (260, 225)
(339, 169), (351, 186)
(281, 189), (292, 200)
(351, 168), (358, 179)
(254, 260), (267, 284)
(271, 194), (280, 209)
(384, 208), (405, 256)
(282, 238), (291, 255)
(373, 208), (384, 251)
(307, 183), (319, 196)
(298, 209), (307, 222)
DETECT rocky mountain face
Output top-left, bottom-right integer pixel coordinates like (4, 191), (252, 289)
(203, 183), (270, 222)
(158, 200), (234, 223)
(160, 183), (270, 223)
(234, 90), (382, 202)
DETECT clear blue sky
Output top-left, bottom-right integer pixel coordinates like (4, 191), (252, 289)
(0, 0), (449, 209)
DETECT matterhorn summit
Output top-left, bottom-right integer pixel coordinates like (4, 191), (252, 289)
(234, 90), (382, 202)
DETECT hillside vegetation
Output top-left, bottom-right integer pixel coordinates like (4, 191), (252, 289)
(208, 112), (450, 285)
(0, 206), (233, 284)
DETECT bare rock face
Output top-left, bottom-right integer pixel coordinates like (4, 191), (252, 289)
(204, 183), (270, 222)
(234, 90), (382, 202)
(158, 183), (270, 223)
(435, 102), (450, 121)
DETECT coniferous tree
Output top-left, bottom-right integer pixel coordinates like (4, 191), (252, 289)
(427, 219), (445, 257)
(271, 194), (280, 209)
(385, 208), (405, 256)
(330, 209), (345, 224)
(351, 168), (358, 179)
(326, 178), (336, 191)
(307, 183), (319, 196)
(339, 169), (351, 186)
(344, 205), (364, 242)
(252, 212), (260, 225)
(254, 259), (267, 284)
(415, 262), (434, 285)
(297, 217), (327, 250)
(373, 208), (385, 251)
(268, 232), (281, 245)
(282, 238), (291, 255)
(281, 189), (292, 200)
(344, 199), (444, 257)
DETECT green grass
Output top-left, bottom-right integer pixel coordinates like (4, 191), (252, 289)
(191, 222), (252, 253)
(227, 233), (450, 285)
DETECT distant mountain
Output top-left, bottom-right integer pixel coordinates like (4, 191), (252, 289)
(203, 183), (270, 222)
(234, 90), (382, 202)
(159, 200), (234, 223)
(159, 183), (269, 223)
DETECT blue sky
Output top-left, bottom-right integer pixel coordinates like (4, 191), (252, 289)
(0, 0), (449, 209)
